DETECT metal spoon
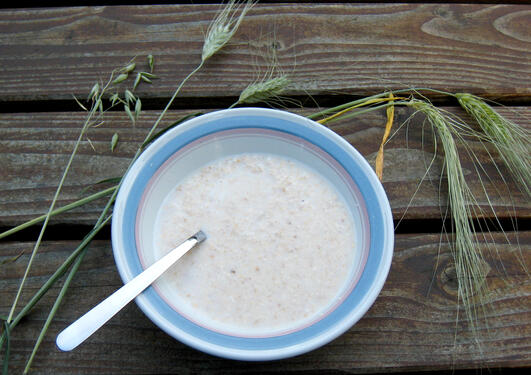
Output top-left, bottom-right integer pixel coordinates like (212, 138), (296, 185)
(56, 230), (206, 351)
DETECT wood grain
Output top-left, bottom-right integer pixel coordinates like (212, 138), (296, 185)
(1, 232), (529, 374)
(0, 4), (530, 103)
(1, 3), (529, 374)
(1, 106), (529, 228)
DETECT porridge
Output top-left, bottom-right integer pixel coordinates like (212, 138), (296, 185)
(153, 153), (355, 334)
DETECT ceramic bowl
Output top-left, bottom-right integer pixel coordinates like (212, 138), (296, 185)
(111, 108), (393, 360)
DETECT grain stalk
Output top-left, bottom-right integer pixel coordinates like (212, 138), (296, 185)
(0, 187), (116, 241)
(5, 75), (113, 325)
(312, 94), (512, 335)
(407, 99), (490, 335)
(456, 93), (531, 197)
(7, 2), (255, 373)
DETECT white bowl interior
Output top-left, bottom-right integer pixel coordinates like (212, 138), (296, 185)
(136, 130), (368, 337)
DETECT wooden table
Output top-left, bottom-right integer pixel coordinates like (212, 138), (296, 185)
(1, 2), (529, 374)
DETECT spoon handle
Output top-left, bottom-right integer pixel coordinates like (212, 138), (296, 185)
(56, 231), (206, 352)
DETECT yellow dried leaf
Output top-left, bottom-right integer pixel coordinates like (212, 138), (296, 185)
(375, 93), (395, 181)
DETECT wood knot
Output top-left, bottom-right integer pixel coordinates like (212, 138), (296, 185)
(436, 258), (491, 299)
(440, 264), (459, 294)
(271, 41), (281, 50)
(431, 255), (459, 298)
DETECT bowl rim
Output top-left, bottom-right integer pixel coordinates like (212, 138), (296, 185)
(111, 107), (394, 360)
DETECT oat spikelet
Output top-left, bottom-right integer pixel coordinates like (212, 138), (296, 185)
(202, 1), (255, 63)
(456, 93), (531, 197)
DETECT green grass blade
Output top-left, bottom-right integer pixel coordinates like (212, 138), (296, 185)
(2, 322), (10, 375)
(23, 247), (89, 374)
(80, 180), (120, 196)
(0, 250), (24, 266)
(0, 214), (112, 353)
(0, 222), (109, 355)
(0, 186), (116, 241)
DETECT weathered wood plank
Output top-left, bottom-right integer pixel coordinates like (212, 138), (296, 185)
(1, 232), (529, 374)
(0, 106), (529, 227)
(0, 4), (530, 102)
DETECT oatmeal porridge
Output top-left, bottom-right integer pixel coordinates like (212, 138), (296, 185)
(153, 153), (355, 334)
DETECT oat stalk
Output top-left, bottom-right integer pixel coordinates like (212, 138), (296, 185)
(5, 74), (113, 325)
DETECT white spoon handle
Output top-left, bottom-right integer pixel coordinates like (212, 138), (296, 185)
(56, 231), (206, 352)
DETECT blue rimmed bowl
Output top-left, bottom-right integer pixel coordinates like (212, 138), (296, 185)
(111, 108), (393, 360)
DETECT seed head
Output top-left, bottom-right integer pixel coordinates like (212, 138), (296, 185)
(456, 93), (531, 196)
(202, 1), (255, 63)
(237, 76), (290, 105)
(408, 99), (490, 334)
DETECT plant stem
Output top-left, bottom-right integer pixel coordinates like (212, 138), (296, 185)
(5, 72), (115, 324)
(0, 215), (112, 351)
(1, 322), (9, 375)
(6, 110), (97, 324)
(308, 92), (395, 120)
(141, 112), (203, 149)
(147, 63), (204, 142)
(317, 97), (405, 125)
(319, 101), (407, 124)
(13, 61), (207, 365)
(307, 87), (454, 120)
(23, 245), (89, 374)
(0, 187), (116, 241)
